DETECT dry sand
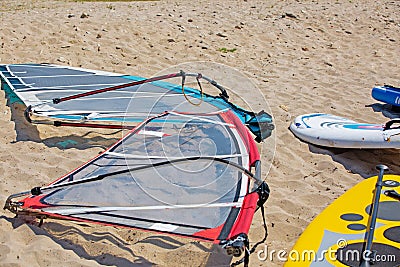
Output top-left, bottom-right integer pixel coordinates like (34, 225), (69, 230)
(0, 0), (399, 266)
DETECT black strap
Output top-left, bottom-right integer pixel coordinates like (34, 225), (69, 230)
(385, 190), (400, 201)
(248, 205), (268, 255)
(384, 119), (400, 130)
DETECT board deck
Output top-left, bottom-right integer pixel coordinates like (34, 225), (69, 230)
(372, 85), (400, 107)
(290, 113), (400, 148)
(284, 175), (400, 266)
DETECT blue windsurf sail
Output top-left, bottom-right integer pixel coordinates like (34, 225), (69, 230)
(0, 64), (274, 142)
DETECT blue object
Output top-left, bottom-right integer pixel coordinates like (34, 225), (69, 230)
(372, 85), (400, 107)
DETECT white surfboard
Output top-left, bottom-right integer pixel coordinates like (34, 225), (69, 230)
(289, 113), (400, 148)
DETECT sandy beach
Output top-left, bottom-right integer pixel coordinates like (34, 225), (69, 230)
(0, 0), (399, 266)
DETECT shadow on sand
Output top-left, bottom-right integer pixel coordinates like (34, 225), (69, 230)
(2, 215), (232, 266)
(2, 215), (154, 266)
(308, 144), (400, 178)
(7, 102), (120, 150)
(137, 235), (232, 266)
(366, 103), (400, 119)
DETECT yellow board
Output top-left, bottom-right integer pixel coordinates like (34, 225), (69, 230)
(285, 175), (400, 266)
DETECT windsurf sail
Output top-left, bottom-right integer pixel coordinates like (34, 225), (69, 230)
(4, 109), (270, 264)
(0, 63), (274, 142)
